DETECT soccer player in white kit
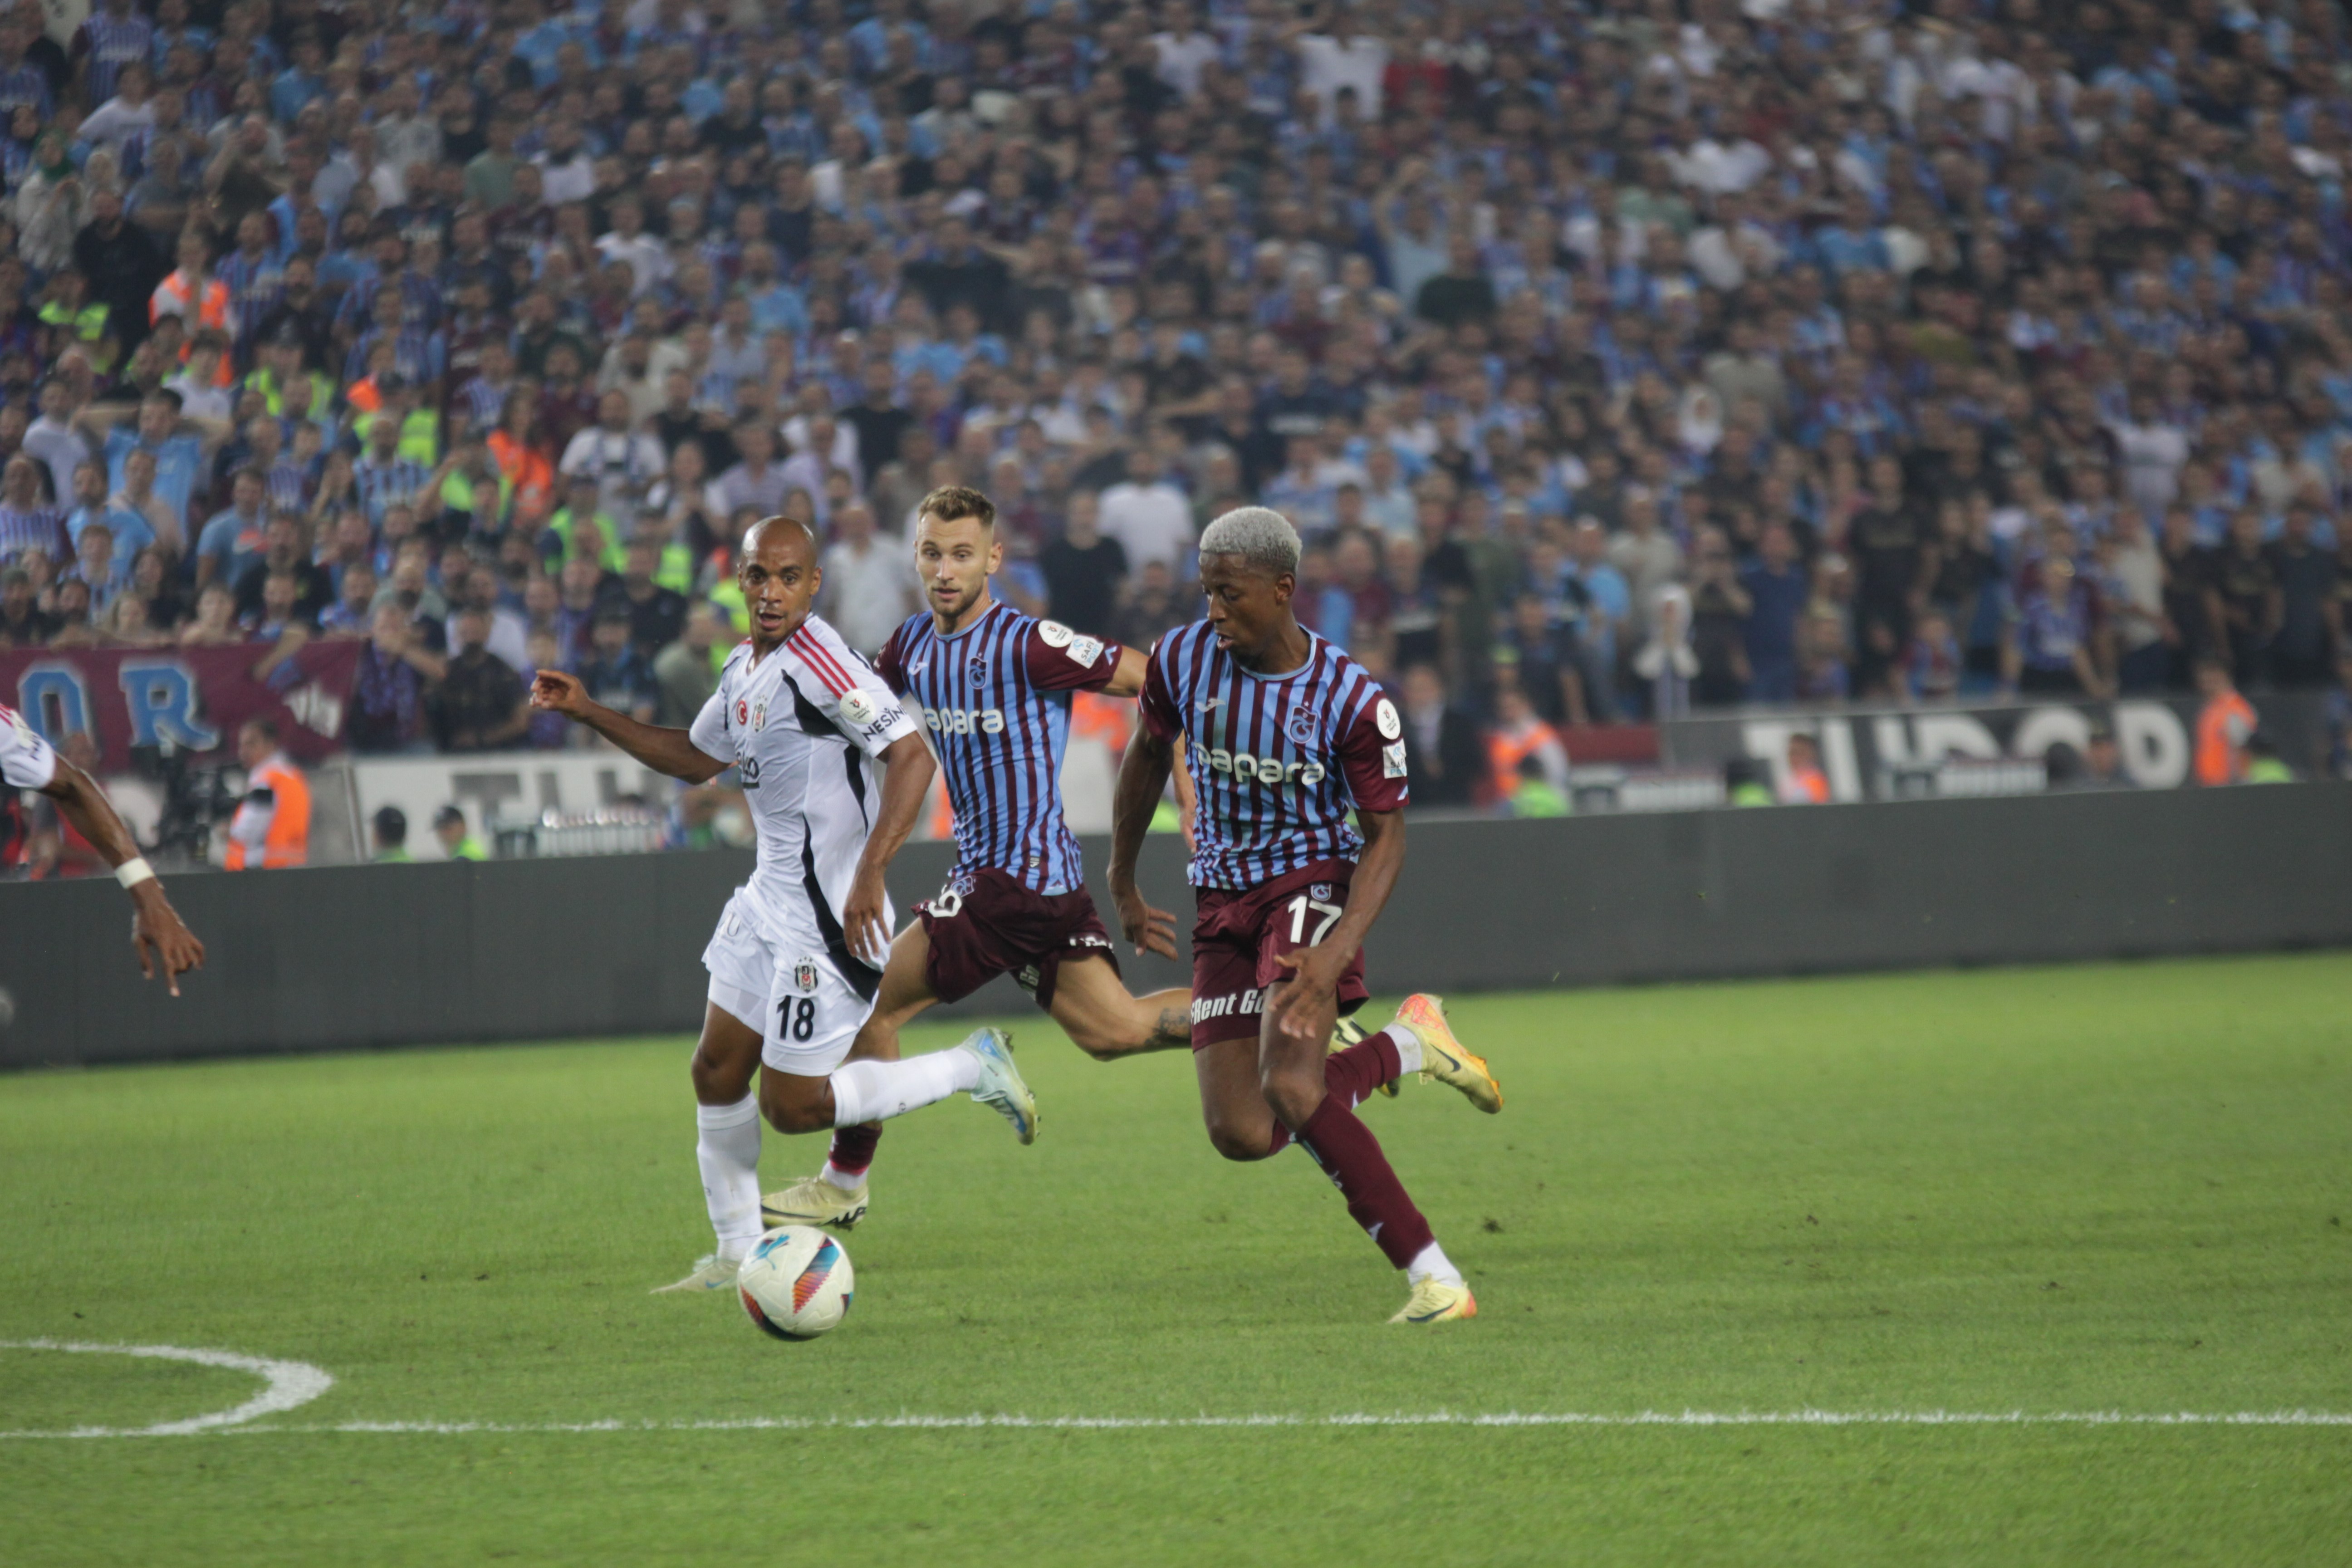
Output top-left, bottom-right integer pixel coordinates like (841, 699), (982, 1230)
(530, 517), (1038, 1292)
(2, 702), (206, 990)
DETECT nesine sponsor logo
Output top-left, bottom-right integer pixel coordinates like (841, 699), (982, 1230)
(922, 705), (1006, 735)
(1189, 987), (1267, 1024)
(1190, 742), (1325, 787)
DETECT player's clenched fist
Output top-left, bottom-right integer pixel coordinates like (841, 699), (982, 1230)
(530, 669), (590, 716)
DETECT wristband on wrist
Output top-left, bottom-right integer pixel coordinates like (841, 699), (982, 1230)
(116, 856), (157, 891)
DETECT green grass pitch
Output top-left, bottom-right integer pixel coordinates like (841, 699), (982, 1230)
(4, 953), (2351, 1565)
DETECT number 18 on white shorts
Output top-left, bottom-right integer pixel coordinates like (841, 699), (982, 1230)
(702, 892), (874, 1075)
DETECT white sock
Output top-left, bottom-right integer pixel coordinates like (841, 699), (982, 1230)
(1386, 1022), (1424, 1076)
(828, 1048), (982, 1127)
(694, 1095), (764, 1261)
(1406, 1240), (1463, 1287)
(819, 1161), (865, 1191)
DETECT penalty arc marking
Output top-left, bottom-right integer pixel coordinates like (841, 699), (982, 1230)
(0, 1340), (335, 1438)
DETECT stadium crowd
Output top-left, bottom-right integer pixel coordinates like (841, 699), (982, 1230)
(1, 0), (2352, 805)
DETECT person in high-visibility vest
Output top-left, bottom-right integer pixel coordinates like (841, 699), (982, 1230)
(371, 804), (413, 863)
(432, 804), (488, 861)
(224, 718), (311, 869)
(2193, 657), (2258, 786)
(150, 230), (233, 384)
(1780, 731), (1833, 803)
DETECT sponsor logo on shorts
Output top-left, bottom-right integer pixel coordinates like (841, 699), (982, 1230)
(1190, 987), (1267, 1024)
(1310, 882), (1333, 902)
(793, 958), (820, 994)
(923, 704), (1005, 735)
(1071, 932), (1112, 951)
(1190, 741), (1324, 787)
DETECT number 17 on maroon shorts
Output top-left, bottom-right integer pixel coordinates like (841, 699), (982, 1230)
(1186, 858), (1369, 1050)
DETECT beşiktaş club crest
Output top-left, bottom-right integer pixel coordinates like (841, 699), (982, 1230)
(751, 699), (767, 730)
(1286, 703), (1318, 744)
(792, 958), (820, 994)
(1310, 882), (1333, 902)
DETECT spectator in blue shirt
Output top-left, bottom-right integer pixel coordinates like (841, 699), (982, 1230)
(1739, 522), (1809, 703)
(576, 608), (659, 722)
(193, 466), (270, 589)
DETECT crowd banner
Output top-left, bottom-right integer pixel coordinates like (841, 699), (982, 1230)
(1658, 694), (2338, 802)
(2, 640), (363, 772)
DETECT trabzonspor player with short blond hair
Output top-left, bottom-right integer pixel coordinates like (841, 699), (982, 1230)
(1, 703), (206, 991)
(530, 516), (1041, 1294)
(1107, 506), (1502, 1325)
(759, 484), (1192, 1231)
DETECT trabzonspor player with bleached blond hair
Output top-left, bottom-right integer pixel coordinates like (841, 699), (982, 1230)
(1107, 505), (1504, 1326)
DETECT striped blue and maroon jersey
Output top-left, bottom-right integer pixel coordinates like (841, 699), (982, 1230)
(875, 603), (1124, 893)
(1139, 622), (1408, 890)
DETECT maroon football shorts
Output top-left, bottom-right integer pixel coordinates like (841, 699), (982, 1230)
(916, 866), (1120, 1008)
(1187, 858), (1367, 1051)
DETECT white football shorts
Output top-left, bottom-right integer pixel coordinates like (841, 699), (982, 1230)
(701, 891), (876, 1075)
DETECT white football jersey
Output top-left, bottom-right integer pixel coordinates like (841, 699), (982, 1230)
(0, 702), (59, 790)
(689, 614), (919, 985)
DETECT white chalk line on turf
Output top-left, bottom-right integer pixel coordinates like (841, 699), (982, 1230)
(0, 1340), (334, 1438)
(154, 1408), (2352, 1436)
(3, 1342), (2345, 1438)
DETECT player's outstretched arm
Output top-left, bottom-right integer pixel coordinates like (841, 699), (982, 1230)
(39, 760), (206, 995)
(1268, 807), (1406, 1044)
(529, 669), (729, 784)
(1106, 728), (1180, 960)
(841, 732), (935, 966)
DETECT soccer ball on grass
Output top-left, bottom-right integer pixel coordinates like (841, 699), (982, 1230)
(736, 1225), (854, 1340)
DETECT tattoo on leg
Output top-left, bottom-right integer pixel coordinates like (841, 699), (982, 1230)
(1151, 1006), (1190, 1049)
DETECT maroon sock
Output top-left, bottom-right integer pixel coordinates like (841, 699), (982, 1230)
(1258, 1036), (1406, 1156)
(827, 1123), (882, 1179)
(1323, 1029), (1405, 1108)
(1293, 1094), (1435, 1269)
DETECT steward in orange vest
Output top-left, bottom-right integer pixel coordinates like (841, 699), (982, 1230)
(225, 718), (311, 869)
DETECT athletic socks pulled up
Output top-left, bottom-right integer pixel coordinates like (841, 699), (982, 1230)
(823, 1124), (882, 1191)
(1294, 1093), (1436, 1271)
(694, 1094), (764, 1261)
(1325, 1023), (1418, 1107)
(1263, 1023), (1423, 1155)
(828, 1046), (982, 1128)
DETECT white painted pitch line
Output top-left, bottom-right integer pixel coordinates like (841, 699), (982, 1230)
(0, 1339), (334, 1438)
(3, 1343), (2346, 1438)
(23, 1408), (2347, 1438)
